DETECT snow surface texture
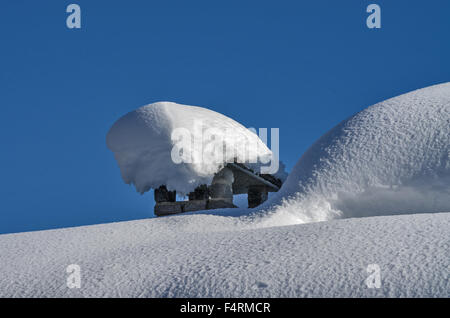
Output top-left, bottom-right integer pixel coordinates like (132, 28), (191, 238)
(106, 102), (286, 195)
(259, 82), (450, 225)
(1, 83), (449, 297)
(0, 213), (448, 297)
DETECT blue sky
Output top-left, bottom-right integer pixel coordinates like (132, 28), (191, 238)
(0, 0), (449, 234)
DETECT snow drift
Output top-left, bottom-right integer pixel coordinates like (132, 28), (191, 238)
(106, 102), (285, 195)
(261, 82), (450, 225)
(0, 212), (448, 297)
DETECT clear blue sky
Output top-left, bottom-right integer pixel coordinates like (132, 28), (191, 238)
(1, 0), (449, 234)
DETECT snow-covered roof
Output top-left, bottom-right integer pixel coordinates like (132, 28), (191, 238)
(107, 102), (283, 194)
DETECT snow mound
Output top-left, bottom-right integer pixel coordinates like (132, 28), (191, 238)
(106, 102), (282, 194)
(262, 83), (450, 225)
(0, 212), (448, 297)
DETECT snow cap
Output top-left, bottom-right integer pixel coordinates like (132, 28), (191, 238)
(107, 102), (282, 194)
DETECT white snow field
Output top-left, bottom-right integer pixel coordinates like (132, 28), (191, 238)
(0, 83), (449, 297)
(0, 212), (448, 297)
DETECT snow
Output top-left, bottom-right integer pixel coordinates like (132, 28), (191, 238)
(259, 82), (450, 225)
(0, 212), (448, 297)
(106, 101), (285, 195)
(1, 83), (449, 297)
